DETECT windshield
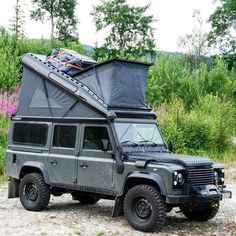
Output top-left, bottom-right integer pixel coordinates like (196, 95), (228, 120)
(114, 122), (164, 145)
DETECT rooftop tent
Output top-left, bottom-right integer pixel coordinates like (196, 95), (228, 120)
(15, 54), (153, 120)
(74, 59), (152, 109)
(16, 53), (107, 119)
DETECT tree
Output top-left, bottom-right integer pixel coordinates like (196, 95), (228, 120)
(208, 0), (236, 68)
(91, 0), (156, 60)
(178, 10), (209, 69)
(178, 10), (209, 57)
(30, 0), (78, 40)
(9, 0), (25, 41)
(0, 28), (21, 92)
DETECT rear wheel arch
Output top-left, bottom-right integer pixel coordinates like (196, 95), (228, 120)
(20, 162), (50, 184)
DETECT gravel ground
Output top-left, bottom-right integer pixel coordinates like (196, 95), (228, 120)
(0, 182), (235, 236)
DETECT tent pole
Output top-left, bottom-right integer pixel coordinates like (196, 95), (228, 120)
(61, 100), (78, 118)
(93, 66), (104, 100)
(42, 79), (53, 117)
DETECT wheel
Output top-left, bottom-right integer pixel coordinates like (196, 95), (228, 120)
(181, 201), (219, 221)
(72, 194), (100, 204)
(19, 173), (50, 211)
(123, 185), (166, 232)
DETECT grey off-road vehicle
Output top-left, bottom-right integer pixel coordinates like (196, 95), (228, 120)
(6, 53), (232, 232)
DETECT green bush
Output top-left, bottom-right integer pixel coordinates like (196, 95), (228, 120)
(146, 54), (190, 107)
(148, 54), (236, 160)
(0, 147), (6, 175)
(0, 116), (9, 174)
(0, 31), (21, 92)
(157, 95), (236, 159)
(196, 95), (236, 155)
(147, 54), (236, 110)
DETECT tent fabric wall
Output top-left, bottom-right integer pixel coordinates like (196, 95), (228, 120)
(16, 54), (152, 120)
(74, 60), (150, 109)
(16, 66), (104, 118)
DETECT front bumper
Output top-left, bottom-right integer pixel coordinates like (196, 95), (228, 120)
(220, 189), (232, 199)
(166, 185), (232, 204)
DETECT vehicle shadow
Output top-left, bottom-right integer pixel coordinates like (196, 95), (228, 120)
(47, 199), (114, 217)
(46, 198), (211, 230)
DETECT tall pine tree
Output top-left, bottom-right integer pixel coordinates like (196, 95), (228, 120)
(9, 0), (25, 42)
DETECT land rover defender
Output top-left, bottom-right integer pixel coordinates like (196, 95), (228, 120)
(6, 53), (232, 232)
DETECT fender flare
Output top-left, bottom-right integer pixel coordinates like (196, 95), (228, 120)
(125, 172), (167, 195)
(21, 161), (50, 184)
(112, 172), (167, 217)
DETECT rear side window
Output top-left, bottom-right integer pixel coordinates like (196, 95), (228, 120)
(53, 125), (76, 148)
(13, 123), (48, 146)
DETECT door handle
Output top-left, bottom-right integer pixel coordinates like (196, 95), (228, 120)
(79, 163), (88, 169)
(50, 160), (58, 165)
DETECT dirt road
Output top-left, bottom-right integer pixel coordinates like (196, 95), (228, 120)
(0, 183), (235, 236)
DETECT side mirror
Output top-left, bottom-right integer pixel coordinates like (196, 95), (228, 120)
(168, 140), (174, 152)
(101, 139), (109, 151)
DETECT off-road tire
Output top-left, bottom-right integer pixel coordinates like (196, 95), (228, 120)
(72, 194), (100, 204)
(123, 185), (166, 232)
(19, 173), (50, 211)
(181, 201), (219, 221)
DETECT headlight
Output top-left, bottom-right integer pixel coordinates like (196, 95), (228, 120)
(214, 171), (219, 182)
(173, 171), (185, 188)
(214, 168), (224, 185)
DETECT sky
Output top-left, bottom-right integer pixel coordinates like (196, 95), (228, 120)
(0, 0), (218, 52)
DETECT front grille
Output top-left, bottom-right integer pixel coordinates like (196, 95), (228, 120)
(187, 166), (214, 186)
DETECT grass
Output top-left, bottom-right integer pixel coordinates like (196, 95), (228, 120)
(96, 232), (105, 236)
(0, 174), (7, 184)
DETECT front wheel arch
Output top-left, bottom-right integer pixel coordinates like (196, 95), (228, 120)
(112, 174), (167, 217)
(124, 173), (167, 195)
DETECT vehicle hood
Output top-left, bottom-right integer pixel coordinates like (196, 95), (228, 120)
(127, 152), (213, 167)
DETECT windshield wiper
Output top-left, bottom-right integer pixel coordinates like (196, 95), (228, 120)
(121, 140), (139, 146)
(139, 140), (158, 146)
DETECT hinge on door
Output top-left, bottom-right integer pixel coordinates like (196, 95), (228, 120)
(73, 177), (77, 184)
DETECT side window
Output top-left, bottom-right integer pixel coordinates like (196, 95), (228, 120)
(83, 126), (111, 150)
(13, 123), (47, 146)
(53, 125), (76, 148)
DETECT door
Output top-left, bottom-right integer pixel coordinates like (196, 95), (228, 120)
(48, 124), (78, 185)
(77, 125), (114, 190)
